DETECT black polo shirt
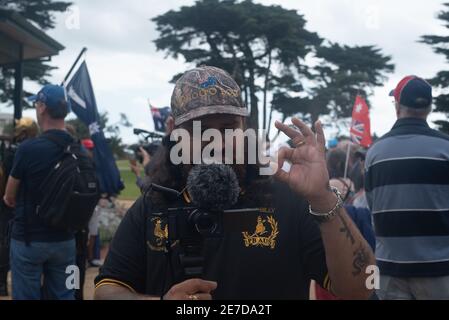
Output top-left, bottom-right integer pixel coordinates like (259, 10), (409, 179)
(95, 181), (329, 299)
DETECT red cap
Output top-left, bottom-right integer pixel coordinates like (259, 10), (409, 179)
(389, 76), (416, 102)
(81, 139), (94, 150)
(389, 75), (432, 109)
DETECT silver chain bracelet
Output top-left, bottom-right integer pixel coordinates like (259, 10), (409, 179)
(309, 186), (343, 224)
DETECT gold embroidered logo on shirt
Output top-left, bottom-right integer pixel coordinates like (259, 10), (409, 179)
(147, 217), (169, 252)
(242, 215), (279, 249)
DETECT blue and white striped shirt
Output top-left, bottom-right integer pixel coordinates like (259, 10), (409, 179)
(365, 118), (449, 277)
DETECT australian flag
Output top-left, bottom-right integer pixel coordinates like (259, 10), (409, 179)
(150, 104), (171, 133)
(66, 61), (124, 195)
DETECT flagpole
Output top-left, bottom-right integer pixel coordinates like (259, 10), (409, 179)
(343, 143), (351, 179)
(61, 47), (88, 86)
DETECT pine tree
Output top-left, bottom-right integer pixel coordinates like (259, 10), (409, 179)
(153, 0), (394, 131)
(153, 0), (321, 130)
(421, 2), (449, 133)
(272, 44), (394, 125)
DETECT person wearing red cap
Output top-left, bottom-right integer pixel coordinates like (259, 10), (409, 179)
(81, 139), (95, 150)
(79, 139), (103, 268)
(365, 76), (449, 299)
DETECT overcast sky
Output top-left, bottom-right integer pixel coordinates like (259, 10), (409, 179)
(6, 0), (449, 144)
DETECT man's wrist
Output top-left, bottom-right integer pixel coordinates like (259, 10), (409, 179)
(308, 188), (339, 213)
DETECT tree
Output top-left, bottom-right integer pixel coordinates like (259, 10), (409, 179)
(0, 0), (72, 107)
(153, 0), (321, 131)
(272, 43), (394, 125)
(421, 3), (449, 133)
(153, 0), (394, 134)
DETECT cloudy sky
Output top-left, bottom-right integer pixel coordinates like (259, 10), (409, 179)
(7, 0), (449, 143)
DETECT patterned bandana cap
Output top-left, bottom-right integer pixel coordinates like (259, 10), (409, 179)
(171, 66), (249, 126)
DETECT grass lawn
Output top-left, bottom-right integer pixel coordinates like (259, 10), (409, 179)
(116, 160), (141, 201)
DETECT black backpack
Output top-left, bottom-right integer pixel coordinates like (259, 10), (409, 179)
(36, 133), (100, 232)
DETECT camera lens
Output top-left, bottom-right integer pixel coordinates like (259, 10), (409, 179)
(189, 210), (218, 236)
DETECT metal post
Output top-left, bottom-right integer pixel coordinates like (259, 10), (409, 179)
(13, 44), (23, 121)
(343, 143), (351, 179)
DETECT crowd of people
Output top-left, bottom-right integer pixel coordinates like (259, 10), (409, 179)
(0, 66), (447, 300)
(0, 85), (115, 300)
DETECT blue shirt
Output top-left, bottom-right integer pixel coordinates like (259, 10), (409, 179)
(345, 205), (375, 251)
(10, 129), (75, 242)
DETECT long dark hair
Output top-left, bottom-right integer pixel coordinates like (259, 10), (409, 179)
(144, 136), (184, 190)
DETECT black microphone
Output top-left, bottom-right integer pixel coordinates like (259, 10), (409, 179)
(186, 164), (240, 212)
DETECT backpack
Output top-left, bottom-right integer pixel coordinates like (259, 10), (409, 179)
(35, 133), (100, 232)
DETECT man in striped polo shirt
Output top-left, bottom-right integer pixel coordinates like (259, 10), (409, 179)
(365, 76), (449, 299)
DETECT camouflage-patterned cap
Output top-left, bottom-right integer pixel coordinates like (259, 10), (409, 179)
(171, 66), (249, 126)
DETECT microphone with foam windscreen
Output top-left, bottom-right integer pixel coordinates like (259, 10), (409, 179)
(151, 164), (250, 240)
(186, 164), (240, 212)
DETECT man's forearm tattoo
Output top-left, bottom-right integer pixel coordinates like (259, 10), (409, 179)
(338, 213), (369, 276)
(338, 213), (355, 245)
(352, 244), (369, 276)
(335, 212), (371, 276)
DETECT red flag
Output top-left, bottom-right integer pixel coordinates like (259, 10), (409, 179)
(350, 96), (372, 148)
